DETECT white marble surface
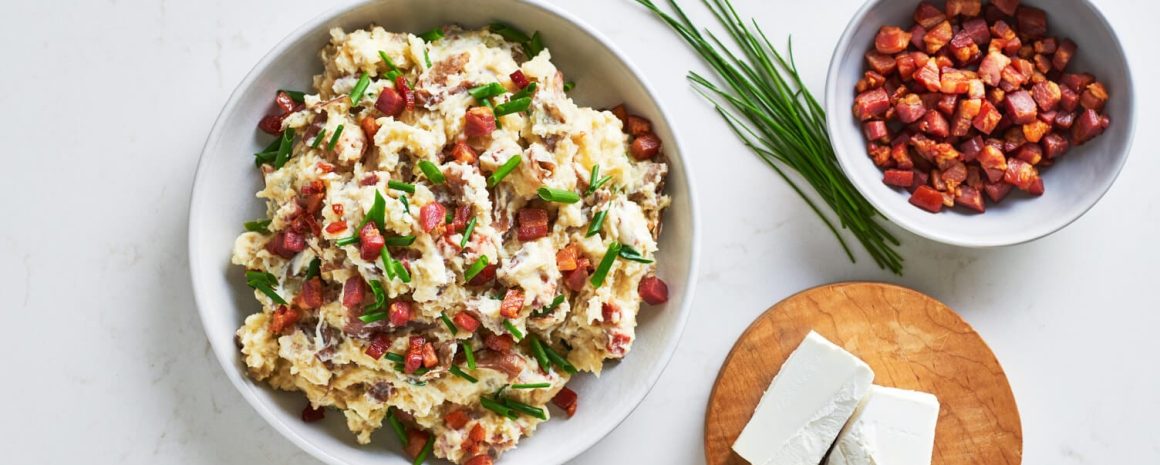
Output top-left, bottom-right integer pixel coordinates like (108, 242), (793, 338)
(1, 0), (1156, 463)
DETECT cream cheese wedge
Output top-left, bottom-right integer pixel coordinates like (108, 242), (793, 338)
(826, 385), (940, 465)
(731, 331), (875, 465)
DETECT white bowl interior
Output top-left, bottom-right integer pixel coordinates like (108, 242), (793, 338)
(825, 0), (1135, 247)
(188, 1), (699, 464)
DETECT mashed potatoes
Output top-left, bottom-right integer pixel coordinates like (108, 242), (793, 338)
(233, 24), (670, 463)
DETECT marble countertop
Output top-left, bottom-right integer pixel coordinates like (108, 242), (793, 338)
(2, 0), (1156, 463)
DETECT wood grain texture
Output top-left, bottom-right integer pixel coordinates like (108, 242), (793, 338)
(704, 282), (1022, 465)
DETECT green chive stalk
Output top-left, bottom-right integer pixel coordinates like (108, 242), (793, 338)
(635, 0), (903, 274)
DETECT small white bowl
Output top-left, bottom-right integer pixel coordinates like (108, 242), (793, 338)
(187, 1), (700, 464)
(825, 0), (1136, 247)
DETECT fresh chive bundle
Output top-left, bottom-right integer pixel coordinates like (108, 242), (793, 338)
(488, 155), (522, 187)
(245, 271), (286, 304)
(636, 0), (903, 274)
(537, 187), (580, 204)
(418, 160), (445, 184)
(243, 219), (272, 234)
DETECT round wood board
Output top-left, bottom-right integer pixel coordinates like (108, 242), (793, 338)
(704, 282), (1022, 465)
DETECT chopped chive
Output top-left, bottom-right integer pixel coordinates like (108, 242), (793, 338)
(541, 341), (578, 374)
(563, 81), (575, 92)
(385, 69), (402, 81)
(502, 319), (524, 341)
(494, 385), (508, 399)
(392, 259), (412, 283)
(412, 433), (434, 465)
(504, 398), (547, 420)
(279, 90), (306, 103)
(464, 255), (489, 282)
(254, 138), (280, 166)
(445, 210), (454, 225)
(487, 155), (522, 188)
(422, 48), (431, 68)
(618, 245), (654, 264)
(449, 365), (478, 383)
(532, 295), (565, 317)
(537, 187), (580, 204)
(244, 219), (272, 234)
(586, 210), (607, 237)
(310, 128), (327, 149)
(400, 195), (410, 214)
(365, 191), (387, 230)
(304, 258), (322, 279)
(387, 408), (408, 447)
(529, 336), (551, 372)
(418, 160), (445, 184)
(349, 72), (371, 105)
(245, 270), (287, 305)
(494, 97), (532, 116)
(379, 50), (399, 73)
(524, 31), (545, 58)
(385, 235), (416, 247)
(273, 127), (296, 169)
(586, 165), (612, 196)
(359, 311), (386, 323)
(326, 124), (344, 151)
(366, 280), (386, 312)
(459, 217), (477, 249)
(590, 241), (621, 287)
(336, 235), (359, 246)
(489, 22), (531, 43)
(463, 341), (476, 370)
(469, 82), (507, 101)
(480, 397), (517, 419)
(439, 312), (458, 335)
(384, 353), (405, 363)
(510, 82), (537, 101)
(419, 28), (444, 42)
(387, 180), (416, 193)
(382, 248), (396, 280)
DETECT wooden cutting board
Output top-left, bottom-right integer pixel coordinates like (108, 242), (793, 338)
(704, 282), (1022, 465)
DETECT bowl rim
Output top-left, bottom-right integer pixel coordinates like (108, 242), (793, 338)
(823, 0), (1137, 248)
(186, 0), (702, 463)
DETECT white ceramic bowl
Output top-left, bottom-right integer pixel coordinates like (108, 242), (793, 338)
(187, 1), (700, 463)
(825, 0), (1135, 247)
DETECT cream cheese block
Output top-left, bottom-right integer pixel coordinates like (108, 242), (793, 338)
(826, 385), (940, 465)
(731, 331), (875, 465)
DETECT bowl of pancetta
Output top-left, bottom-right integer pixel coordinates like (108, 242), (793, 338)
(825, 0), (1135, 247)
